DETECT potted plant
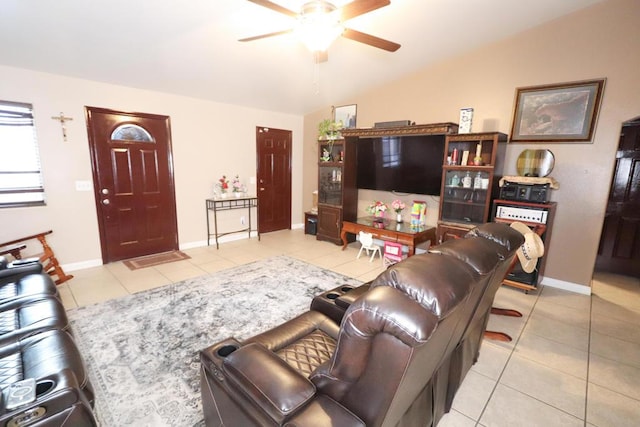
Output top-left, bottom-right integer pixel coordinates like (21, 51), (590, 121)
(318, 119), (344, 162)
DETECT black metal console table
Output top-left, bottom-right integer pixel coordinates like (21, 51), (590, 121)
(206, 196), (259, 249)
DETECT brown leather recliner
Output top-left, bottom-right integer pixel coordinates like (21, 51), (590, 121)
(200, 223), (523, 426)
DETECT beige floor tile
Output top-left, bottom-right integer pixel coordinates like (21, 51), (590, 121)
(451, 370), (496, 420)
(590, 330), (640, 369)
(472, 341), (511, 380)
(515, 330), (588, 379)
(330, 257), (385, 278)
(591, 294), (640, 326)
(588, 353), (640, 401)
(58, 283), (78, 310)
(531, 297), (591, 331)
(493, 286), (538, 319)
(182, 248), (226, 266)
(67, 276), (129, 307)
(587, 383), (640, 427)
(155, 264), (209, 283)
(485, 312), (527, 350)
(198, 258), (238, 274)
(524, 309), (590, 351)
(500, 354), (586, 418)
(480, 384), (583, 427)
(355, 268), (383, 283)
(437, 409), (476, 427)
(590, 310), (640, 345)
(539, 285), (592, 311)
(119, 273), (173, 294)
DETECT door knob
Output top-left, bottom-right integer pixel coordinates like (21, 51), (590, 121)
(102, 199), (110, 205)
(101, 188), (109, 195)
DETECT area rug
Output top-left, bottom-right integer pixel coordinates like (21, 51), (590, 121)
(67, 256), (362, 426)
(123, 250), (191, 270)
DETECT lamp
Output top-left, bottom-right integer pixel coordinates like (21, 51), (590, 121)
(295, 1), (344, 53)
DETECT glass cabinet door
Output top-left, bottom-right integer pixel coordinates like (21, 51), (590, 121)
(441, 169), (490, 224)
(318, 166), (342, 205)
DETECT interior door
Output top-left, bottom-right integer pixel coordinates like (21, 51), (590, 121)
(596, 117), (640, 277)
(86, 107), (179, 263)
(256, 127), (291, 233)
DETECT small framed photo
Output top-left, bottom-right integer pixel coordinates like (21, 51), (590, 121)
(334, 104), (357, 129)
(510, 79), (605, 143)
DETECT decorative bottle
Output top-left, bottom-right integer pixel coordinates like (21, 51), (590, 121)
(474, 172), (483, 189)
(462, 171), (472, 188)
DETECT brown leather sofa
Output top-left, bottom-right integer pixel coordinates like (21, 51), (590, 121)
(200, 222), (523, 426)
(0, 256), (97, 426)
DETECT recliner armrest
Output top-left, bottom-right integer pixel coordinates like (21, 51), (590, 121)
(0, 260), (43, 281)
(223, 343), (316, 424)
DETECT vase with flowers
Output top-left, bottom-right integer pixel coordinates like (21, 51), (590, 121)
(231, 175), (246, 197)
(391, 199), (406, 223)
(216, 175), (229, 198)
(366, 200), (388, 222)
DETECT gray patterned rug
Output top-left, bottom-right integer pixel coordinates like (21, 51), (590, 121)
(67, 256), (362, 426)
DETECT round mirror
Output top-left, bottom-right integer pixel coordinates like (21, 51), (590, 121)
(516, 149), (555, 177)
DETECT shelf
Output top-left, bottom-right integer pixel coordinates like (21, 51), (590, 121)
(442, 200), (486, 207)
(443, 165), (494, 170)
(444, 186), (487, 191)
(318, 161), (344, 167)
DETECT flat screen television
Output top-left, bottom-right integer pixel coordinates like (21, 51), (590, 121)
(356, 134), (445, 195)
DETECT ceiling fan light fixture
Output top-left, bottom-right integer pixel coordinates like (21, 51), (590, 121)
(295, 1), (344, 52)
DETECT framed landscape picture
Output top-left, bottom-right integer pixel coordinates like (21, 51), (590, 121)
(510, 79), (605, 143)
(334, 104), (357, 129)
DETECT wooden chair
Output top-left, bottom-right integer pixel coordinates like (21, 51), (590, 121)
(0, 230), (74, 285)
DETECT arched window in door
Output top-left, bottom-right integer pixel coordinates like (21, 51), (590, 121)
(111, 124), (154, 142)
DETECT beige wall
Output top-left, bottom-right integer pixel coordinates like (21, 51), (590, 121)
(303, 0), (640, 291)
(0, 66), (304, 269)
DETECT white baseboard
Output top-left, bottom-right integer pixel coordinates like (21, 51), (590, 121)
(63, 259), (104, 272)
(292, 222), (304, 230)
(540, 276), (591, 295)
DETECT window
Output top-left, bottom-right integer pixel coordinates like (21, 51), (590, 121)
(111, 124), (154, 142)
(0, 101), (45, 208)
(381, 136), (401, 168)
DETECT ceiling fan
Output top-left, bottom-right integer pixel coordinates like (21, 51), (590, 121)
(240, 0), (401, 62)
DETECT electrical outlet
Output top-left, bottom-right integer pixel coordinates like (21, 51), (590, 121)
(240, 216), (245, 225)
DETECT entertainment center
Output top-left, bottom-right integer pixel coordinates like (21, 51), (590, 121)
(316, 123), (458, 245)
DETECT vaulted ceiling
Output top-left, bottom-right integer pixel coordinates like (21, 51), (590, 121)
(0, 0), (604, 115)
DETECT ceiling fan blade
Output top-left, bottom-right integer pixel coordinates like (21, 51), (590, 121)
(339, 0), (390, 21)
(342, 28), (400, 52)
(313, 51), (329, 63)
(247, 0), (298, 18)
(239, 29), (293, 42)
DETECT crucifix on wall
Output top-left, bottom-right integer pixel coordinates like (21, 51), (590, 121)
(51, 112), (73, 142)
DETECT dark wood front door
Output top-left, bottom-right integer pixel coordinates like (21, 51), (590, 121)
(596, 117), (640, 277)
(86, 107), (179, 263)
(256, 127), (291, 233)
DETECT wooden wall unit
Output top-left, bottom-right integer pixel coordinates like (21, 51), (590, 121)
(316, 123), (458, 245)
(316, 138), (357, 244)
(437, 132), (507, 243)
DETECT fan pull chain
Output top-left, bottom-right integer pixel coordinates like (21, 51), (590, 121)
(313, 53), (321, 94)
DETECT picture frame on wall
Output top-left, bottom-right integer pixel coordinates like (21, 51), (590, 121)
(510, 78), (605, 143)
(334, 104), (357, 129)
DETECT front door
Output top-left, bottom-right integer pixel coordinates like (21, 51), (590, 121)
(256, 127), (292, 233)
(596, 117), (640, 277)
(86, 107), (179, 263)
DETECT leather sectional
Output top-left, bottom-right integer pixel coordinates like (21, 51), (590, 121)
(200, 222), (524, 426)
(0, 256), (97, 426)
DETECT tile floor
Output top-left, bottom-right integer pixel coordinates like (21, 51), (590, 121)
(59, 229), (640, 427)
